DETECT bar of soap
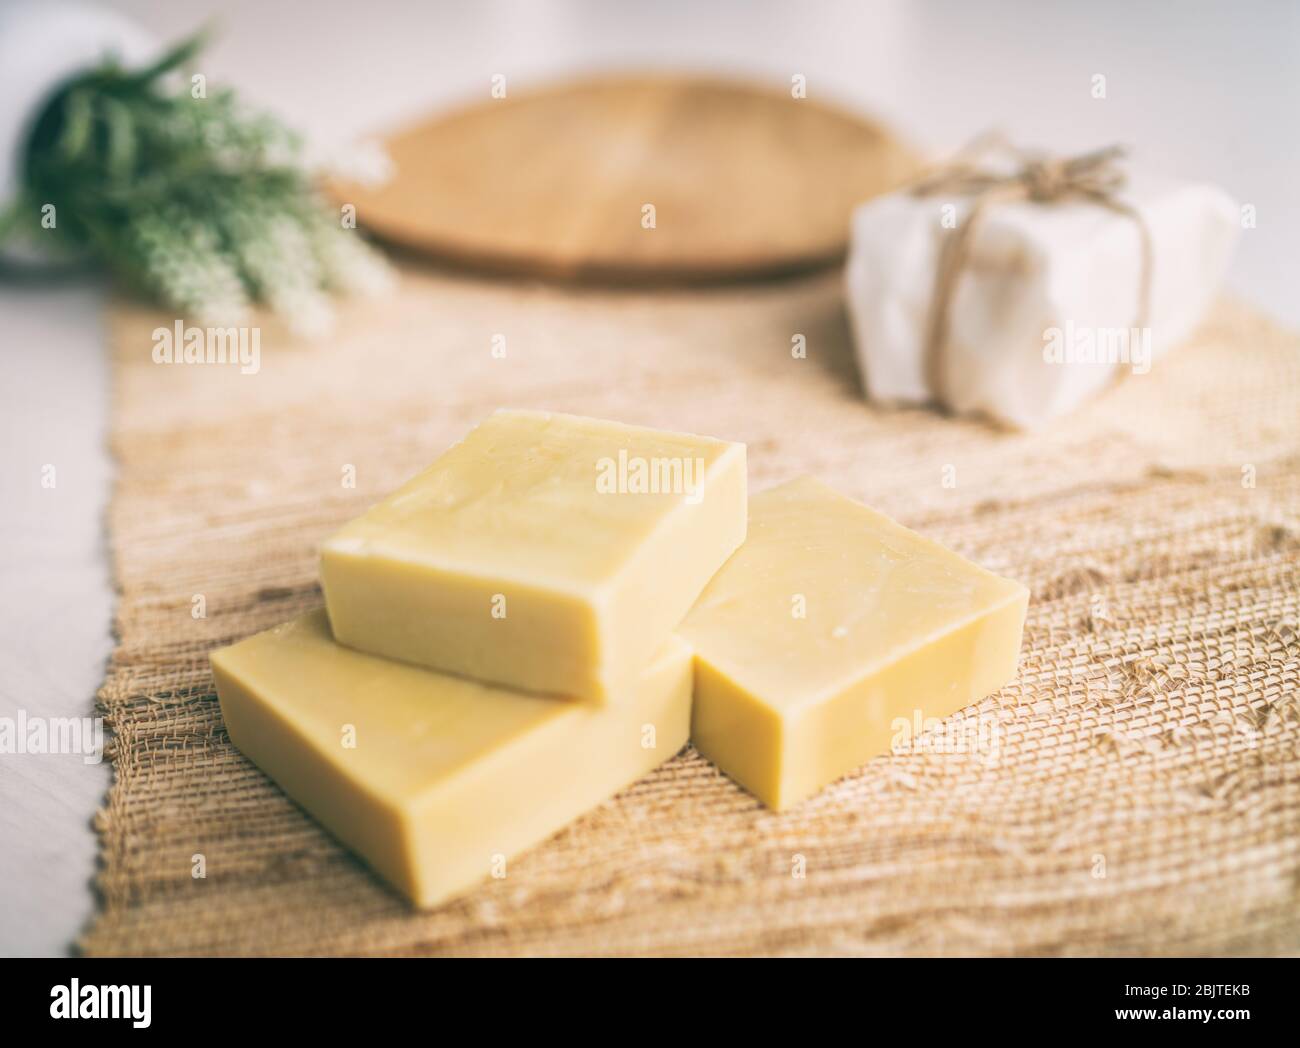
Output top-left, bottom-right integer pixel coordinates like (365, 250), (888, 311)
(677, 477), (1029, 809)
(320, 409), (746, 703)
(211, 610), (692, 909)
(845, 170), (1238, 428)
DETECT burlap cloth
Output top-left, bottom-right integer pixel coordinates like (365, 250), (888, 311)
(81, 267), (1300, 956)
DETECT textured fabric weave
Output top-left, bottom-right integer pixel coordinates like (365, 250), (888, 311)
(82, 269), (1300, 955)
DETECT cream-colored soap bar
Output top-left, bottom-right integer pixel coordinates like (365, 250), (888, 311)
(320, 409), (746, 703)
(677, 477), (1028, 810)
(211, 610), (692, 909)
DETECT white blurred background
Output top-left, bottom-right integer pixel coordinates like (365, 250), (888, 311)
(2, 0), (1297, 956)
(99, 0), (1300, 318)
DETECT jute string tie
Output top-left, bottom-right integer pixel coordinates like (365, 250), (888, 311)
(910, 134), (1153, 406)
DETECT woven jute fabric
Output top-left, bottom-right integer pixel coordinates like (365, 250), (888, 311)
(81, 267), (1300, 956)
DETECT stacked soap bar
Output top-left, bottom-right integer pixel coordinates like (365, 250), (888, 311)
(677, 477), (1029, 810)
(212, 409), (747, 909)
(212, 408), (1030, 910)
(319, 408), (748, 702)
(212, 611), (692, 908)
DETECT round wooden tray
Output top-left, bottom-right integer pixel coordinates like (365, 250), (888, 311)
(330, 75), (919, 282)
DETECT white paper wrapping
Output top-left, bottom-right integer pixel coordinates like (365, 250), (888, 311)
(845, 170), (1239, 428)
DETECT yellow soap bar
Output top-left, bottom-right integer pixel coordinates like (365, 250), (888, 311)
(677, 477), (1029, 810)
(320, 409), (746, 703)
(211, 610), (692, 909)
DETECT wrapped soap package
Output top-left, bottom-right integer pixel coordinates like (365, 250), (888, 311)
(845, 163), (1239, 428)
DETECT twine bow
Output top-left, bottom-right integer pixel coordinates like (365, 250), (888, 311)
(910, 133), (1153, 407)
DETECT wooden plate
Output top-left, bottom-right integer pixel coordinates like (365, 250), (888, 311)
(330, 75), (920, 282)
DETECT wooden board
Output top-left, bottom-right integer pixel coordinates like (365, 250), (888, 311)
(329, 75), (919, 282)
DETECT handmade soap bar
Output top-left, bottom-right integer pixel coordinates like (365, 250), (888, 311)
(845, 170), (1238, 427)
(211, 610), (692, 909)
(320, 409), (746, 703)
(677, 477), (1028, 810)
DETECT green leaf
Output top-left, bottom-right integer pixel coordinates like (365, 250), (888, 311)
(125, 27), (213, 85)
(0, 195), (27, 242)
(103, 97), (137, 178)
(55, 90), (95, 163)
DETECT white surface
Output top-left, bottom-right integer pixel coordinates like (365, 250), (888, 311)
(845, 170), (1240, 427)
(0, 279), (113, 957)
(1, 0), (1296, 955)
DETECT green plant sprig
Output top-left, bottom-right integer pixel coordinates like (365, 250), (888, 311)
(1, 30), (389, 333)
